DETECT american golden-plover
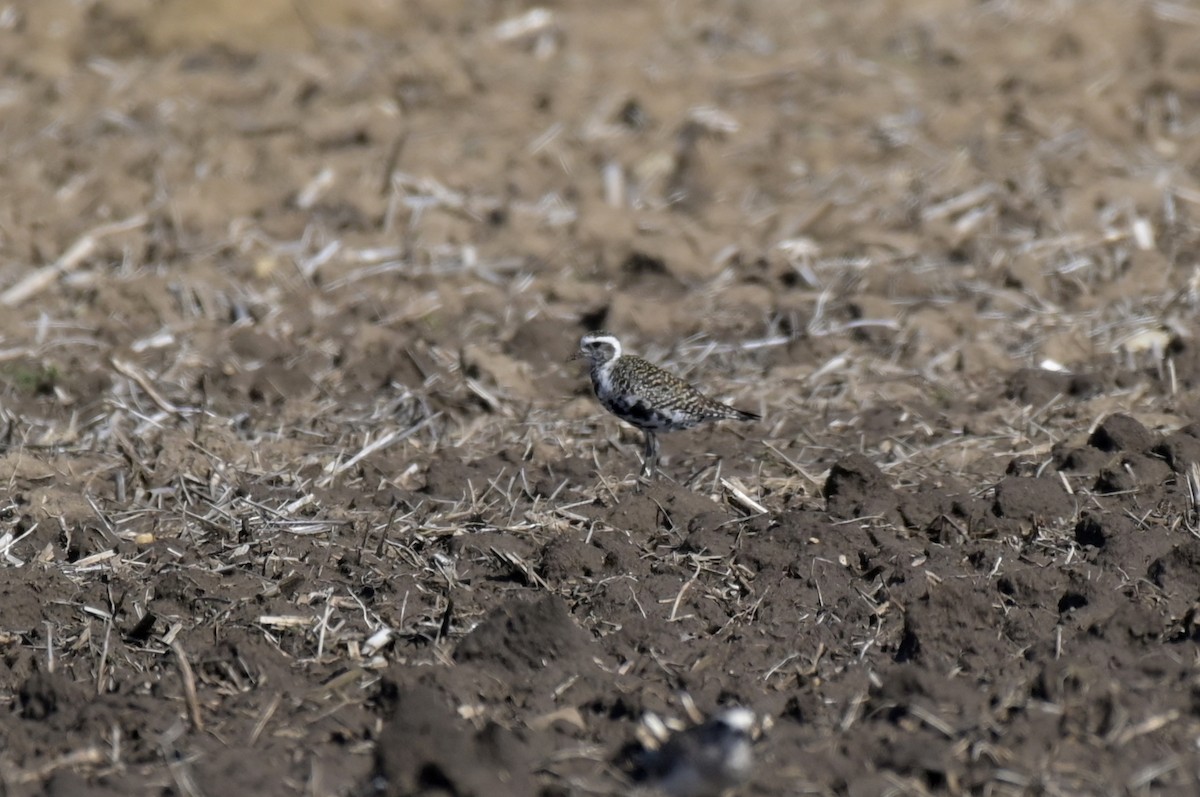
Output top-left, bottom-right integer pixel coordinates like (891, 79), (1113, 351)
(572, 331), (759, 478)
(643, 707), (757, 797)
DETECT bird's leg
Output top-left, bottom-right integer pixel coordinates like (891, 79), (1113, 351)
(640, 430), (659, 480)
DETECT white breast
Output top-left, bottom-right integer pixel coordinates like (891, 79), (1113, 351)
(590, 361), (616, 400)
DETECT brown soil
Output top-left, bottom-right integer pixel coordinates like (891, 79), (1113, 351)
(3, 1), (1200, 795)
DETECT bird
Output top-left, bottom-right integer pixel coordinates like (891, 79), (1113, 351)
(571, 331), (759, 478)
(641, 707), (758, 797)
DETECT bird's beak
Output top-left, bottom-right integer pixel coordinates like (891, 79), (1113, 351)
(567, 350), (583, 362)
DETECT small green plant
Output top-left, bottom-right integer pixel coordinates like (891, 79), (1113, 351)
(2, 362), (59, 395)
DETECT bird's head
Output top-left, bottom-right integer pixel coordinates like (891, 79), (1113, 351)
(711, 707), (756, 738)
(571, 331), (622, 366)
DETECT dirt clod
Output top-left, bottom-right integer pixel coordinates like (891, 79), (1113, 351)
(1089, 413), (1156, 454)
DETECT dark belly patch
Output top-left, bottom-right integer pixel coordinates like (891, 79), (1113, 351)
(607, 396), (682, 431)
(626, 401), (654, 422)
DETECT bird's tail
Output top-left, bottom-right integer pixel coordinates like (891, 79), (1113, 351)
(732, 407), (760, 422)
